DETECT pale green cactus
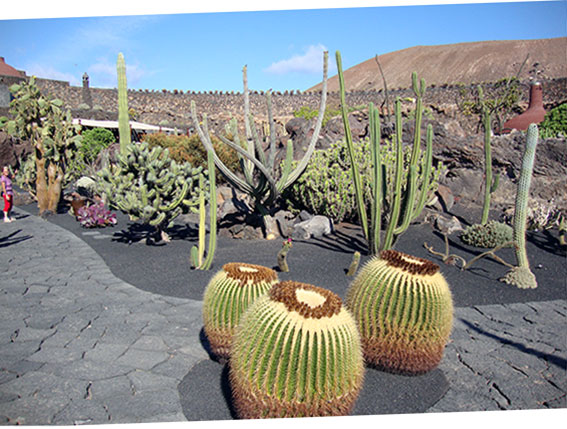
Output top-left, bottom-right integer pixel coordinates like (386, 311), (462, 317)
(346, 249), (453, 374)
(117, 53), (131, 155)
(229, 280), (364, 419)
(202, 263), (278, 360)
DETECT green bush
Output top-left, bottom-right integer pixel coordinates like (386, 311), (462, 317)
(293, 105), (341, 127)
(539, 103), (567, 138)
(80, 128), (115, 164)
(141, 132), (239, 184)
(284, 137), (444, 224)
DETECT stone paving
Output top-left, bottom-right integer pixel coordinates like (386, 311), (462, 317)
(0, 210), (565, 424)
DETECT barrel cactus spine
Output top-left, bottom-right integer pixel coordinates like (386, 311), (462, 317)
(202, 263), (278, 360)
(346, 250), (453, 375)
(230, 281), (364, 419)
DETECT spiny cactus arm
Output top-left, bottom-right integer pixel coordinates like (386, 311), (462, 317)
(193, 175), (206, 268)
(242, 65), (255, 176)
(411, 124), (434, 219)
(481, 102), (493, 225)
(117, 53), (131, 156)
(266, 91), (278, 170)
(394, 164), (418, 235)
(275, 140), (294, 194)
(369, 102), (382, 255)
(191, 101), (254, 194)
(514, 124), (539, 269)
(409, 72), (425, 166)
(283, 51), (328, 188)
(336, 50), (369, 240)
(158, 180), (189, 212)
(149, 211), (166, 227)
(201, 150), (217, 270)
(383, 98), (404, 250)
(248, 113), (268, 166)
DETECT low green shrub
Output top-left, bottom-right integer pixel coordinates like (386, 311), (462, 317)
(293, 105), (341, 127)
(539, 103), (567, 138)
(141, 133), (239, 184)
(284, 137), (444, 224)
(80, 128), (115, 165)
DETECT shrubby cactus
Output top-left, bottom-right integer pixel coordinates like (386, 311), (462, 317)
(202, 262), (278, 359)
(461, 220), (514, 248)
(346, 250), (453, 374)
(230, 280), (364, 418)
(97, 141), (205, 243)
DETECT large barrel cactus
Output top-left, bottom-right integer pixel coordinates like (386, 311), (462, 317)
(346, 250), (453, 375)
(202, 263), (278, 360)
(229, 281), (364, 419)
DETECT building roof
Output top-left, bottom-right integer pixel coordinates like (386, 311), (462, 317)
(72, 118), (177, 133)
(0, 57), (25, 78)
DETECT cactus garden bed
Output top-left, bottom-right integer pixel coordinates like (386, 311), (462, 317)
(16, 200), (566, 419)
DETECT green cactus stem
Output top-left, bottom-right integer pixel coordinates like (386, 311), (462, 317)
(346, 250), (454, 374)
(346, 251), (361, 276)
(559, 215), (566, 246)
(479, 86), (500, 225)
(202, 263), (278, 360)
(501, 124), (539, 289)
(191, 150), (217, 270)
(277, 238), (293, 272)
(229, 281), (364, 419)
(117, 53), (131, 155)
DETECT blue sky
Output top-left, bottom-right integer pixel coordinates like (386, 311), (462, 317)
(1, 1), (565, 92)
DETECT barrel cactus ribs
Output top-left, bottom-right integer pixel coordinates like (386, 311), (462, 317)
(202, 263), (278, 360)
(346, 250), (453, 375)
(229, 281), (364, 419)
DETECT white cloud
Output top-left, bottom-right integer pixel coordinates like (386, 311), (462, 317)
(25, 64), (81, 86)
(264, 44), (330, 75)
(88, 58), (149, 88)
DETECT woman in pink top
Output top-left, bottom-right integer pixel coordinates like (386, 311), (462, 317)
(1, 166), (14, 222)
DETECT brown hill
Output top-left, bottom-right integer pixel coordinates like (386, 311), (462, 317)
(309, 37), (567, 92)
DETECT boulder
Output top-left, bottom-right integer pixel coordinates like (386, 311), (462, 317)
(292, 215), (333, 240)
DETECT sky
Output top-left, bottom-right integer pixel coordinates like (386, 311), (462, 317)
(0, 1), (565, 93)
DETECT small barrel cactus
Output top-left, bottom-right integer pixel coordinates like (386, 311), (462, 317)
(346, 250), (453, 375)
(230, 281), (364, 419)
(202, 263), (278, 360)
(461, 220), (514, 248)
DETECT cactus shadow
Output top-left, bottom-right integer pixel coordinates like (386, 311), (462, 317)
(526, 229), (566, 257)
(0, 229), (33, 248)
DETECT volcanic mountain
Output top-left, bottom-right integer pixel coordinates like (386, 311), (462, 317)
(309, 37), (566, 92)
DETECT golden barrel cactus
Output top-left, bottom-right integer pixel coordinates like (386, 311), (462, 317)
(202, 262), (278, 360)
(229, 281), (364, 419)
(346, 250), (453, 375)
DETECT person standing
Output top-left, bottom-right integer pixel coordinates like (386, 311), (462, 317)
(1, 166), (14, 223)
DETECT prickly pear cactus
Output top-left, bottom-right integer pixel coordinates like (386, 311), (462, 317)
(202, 263), (278, 360)
(97, 141), (205, 239)
(230, 281), (364, 419)
(346, 250), (453, 375)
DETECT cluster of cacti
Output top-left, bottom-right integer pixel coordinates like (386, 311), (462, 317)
(461, 220), (514, 248)
(97, 141), (205, 242)
(478, 86), (500, 225)
(190, 51), (329, 231)
(346, 250), (453, 375)
(229, 280), (364, 418)
(191, 149), (217, 270)
(336, 51), (436, 254)
(202, 263), (279, 360)
(117, 53), (131, 156)
(501, 124), (539, 289)
(0, 76), (83, 215)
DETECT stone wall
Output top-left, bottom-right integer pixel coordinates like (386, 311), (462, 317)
(2, 72), (566, 131)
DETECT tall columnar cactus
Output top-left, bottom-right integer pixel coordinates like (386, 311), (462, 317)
(190, 51), (328, 230)
(501, 124), (539, 289)
(336, 51), (434, 253)
(97, 142), (205, 243)
(191, 150), (217, 270)
(202, 263), (278, 360)
(230, 281), (364, 418)
(479, 86), (500, 225)
(117, 53), (131, 155)
(346, 250), (453, 374)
